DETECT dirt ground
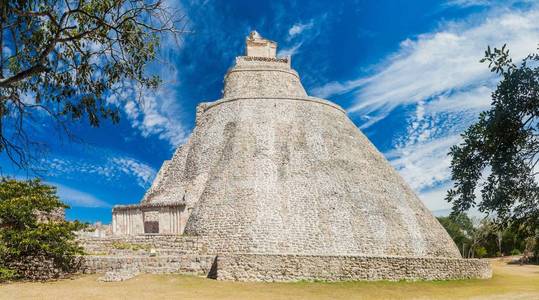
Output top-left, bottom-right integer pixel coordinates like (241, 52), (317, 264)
(0, 257), (538, 300)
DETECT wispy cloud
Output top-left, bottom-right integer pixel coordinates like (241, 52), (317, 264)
(445, 0), (535, 8)
(316, 4), (539, 212)
(41, 152), (156, 189)
(386, 135), (461, 192)
(314, 7), (539, 120)
(288, 21), (314, 39)
(111, 157), (156, 188)
(113, 78), (189, 147)
(278, 42), (303, 57)
(445, 0), (492, 7)
(53, 183), (111, 208)
(106, 0), (190, 148)
(278, 18), (322, 58)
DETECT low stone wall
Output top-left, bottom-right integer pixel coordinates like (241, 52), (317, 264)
(214, 254), (492, 282)
(78, 235), (208, 255)
(82, 254), (215, 275)
(8, 255), (82, 281)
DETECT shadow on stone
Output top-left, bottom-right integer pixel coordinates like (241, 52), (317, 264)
(207, 256), (218, 279)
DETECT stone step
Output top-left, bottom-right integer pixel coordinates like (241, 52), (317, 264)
(143, 267), (187, 274)
(106, 249), (197, 256)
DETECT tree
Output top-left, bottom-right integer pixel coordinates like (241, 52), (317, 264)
(447, 45), (539, 246)
(437, 213), (473, 256)
(0, 0), (185, 168)
(0, 178), (86, 281)
(439, 213), (528, 258)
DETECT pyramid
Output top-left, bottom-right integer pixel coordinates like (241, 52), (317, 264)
(110, 32), (491, 281)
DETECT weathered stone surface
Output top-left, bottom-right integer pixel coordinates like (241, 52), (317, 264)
(98, 268), (139, 282)
(100, 31), (491, 281)
(214, 254), (492, 282)
(8, 255), (82, 281)
(82, 254), (215, 275)
(78, 235), (208, 255)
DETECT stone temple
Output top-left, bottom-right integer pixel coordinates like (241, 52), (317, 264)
(83, 31), (491, 281)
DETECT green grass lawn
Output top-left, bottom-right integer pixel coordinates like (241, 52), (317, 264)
(0, 257), (538, 300)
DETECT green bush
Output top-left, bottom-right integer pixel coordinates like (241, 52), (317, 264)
(0, 267), (17, 281)
(0, 178), (86, 281)
(111, 241), (150, 251)
(510, 249), (521, 256)
(474, 247), (488, 258)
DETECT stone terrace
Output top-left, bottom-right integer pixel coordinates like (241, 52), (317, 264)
(79, 235), (214, 276)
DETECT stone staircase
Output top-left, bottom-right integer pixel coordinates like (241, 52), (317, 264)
(78, 235), (215, 278)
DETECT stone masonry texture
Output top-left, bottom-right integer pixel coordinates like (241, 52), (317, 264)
(214, 254), (492, 282)
(100, 32), (492, 281)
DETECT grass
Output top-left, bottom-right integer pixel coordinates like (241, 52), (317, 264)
(0, 257), (538, 299)
(110, 241), (151, 251)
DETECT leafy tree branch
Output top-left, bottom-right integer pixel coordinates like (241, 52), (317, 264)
(0, 0), (187, 168)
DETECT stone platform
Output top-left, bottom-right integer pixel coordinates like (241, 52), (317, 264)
(213, 254), (492, 282)
(78, 235), (491, 282)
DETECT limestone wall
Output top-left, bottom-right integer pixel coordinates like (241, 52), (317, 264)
(214, 254), (492, 282)
(112, 205), (186, 235)
(112, 207), (144, 235)
(183, 95), (461, 258)
(158, 206), (189, 234)
(7, 255), (81, 280)
(223, 57), (306, 98)
(82, 254), (215, 275)
(78, 235), (208, 255)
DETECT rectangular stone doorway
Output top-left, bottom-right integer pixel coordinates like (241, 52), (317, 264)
(144, 221), (159, 233)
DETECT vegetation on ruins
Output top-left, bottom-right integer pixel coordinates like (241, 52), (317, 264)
(111, 241), (150, 251)
(447, 45), (539, 260)
(0, 178), (86, 281)
(0, 0), (186, 168)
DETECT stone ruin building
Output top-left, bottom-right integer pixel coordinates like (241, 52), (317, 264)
(81, 31), (492, 281)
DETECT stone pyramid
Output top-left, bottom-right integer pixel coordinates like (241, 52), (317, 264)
(107, 31), (490, 281)
(141, 31), (459, 258)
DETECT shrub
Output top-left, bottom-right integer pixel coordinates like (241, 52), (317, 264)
(0, 267), (17, 281)
(474, 247), (488, 258)
(510, 249), (521, 256)
(0, 178), (86, 281)
(111, 241), (150, 251)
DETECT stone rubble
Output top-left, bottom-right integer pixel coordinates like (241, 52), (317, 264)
(98, 268), (140, 282)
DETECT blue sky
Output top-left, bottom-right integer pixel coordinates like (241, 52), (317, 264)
(3, 0), (539, 223)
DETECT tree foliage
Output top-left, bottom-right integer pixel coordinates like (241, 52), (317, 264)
(447, 45), (539, 241)
(437, 213), (529, 258)
(0, 178), (86, 281)
(0, 0), (185, 167)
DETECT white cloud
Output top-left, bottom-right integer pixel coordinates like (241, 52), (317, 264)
(2, 46), (12, 58)
(445, 0), (535, 8)
(386, 135), (461, 192)
(425, 85), (492, 114)
(125, 91), (188, 147)
(352, 5), (539, 212)
(418, 183), (454, 212)
(278, 42), (303, 58)
(41, 153), (157, 189)
(445, 0), (491, 7)
(111, 157), (156, 188)
(314, 8), (539, 119)
(278, 19), (322, 58)
(105, 1), (190, 148)
(53, 183), (110, 208)
(288, 21), (314, 39)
